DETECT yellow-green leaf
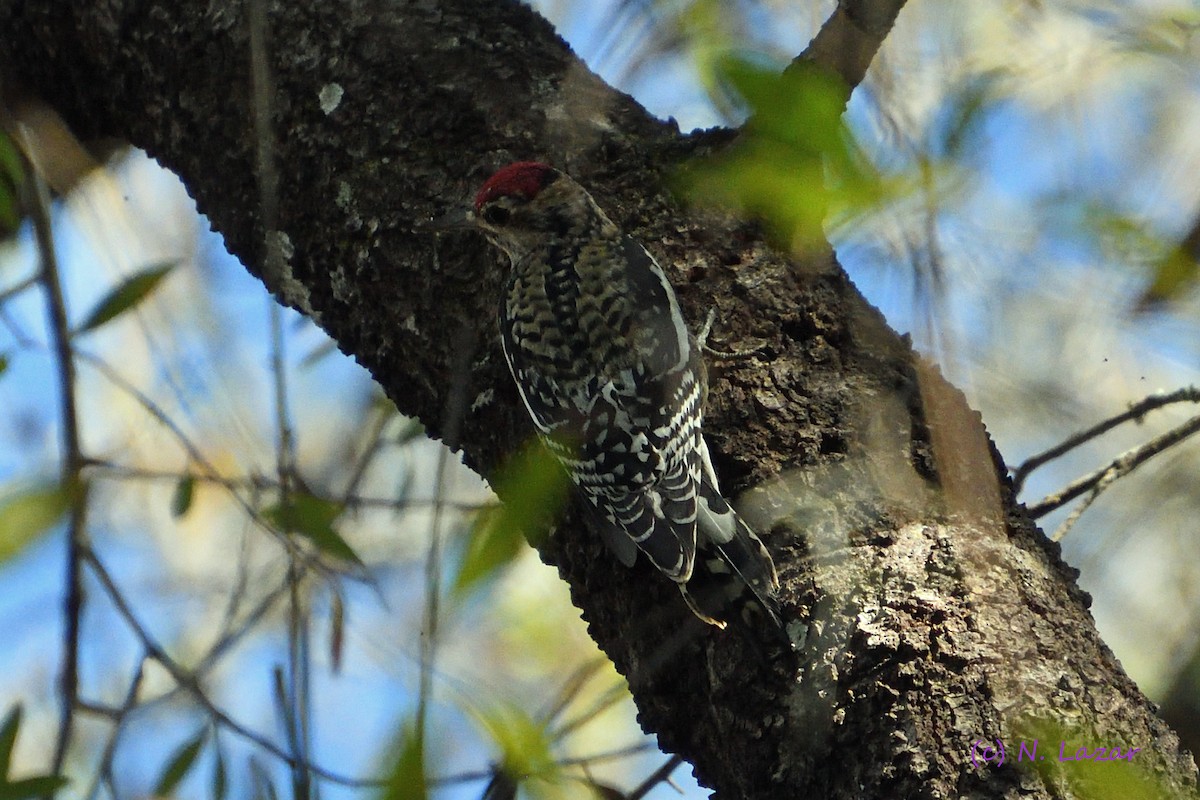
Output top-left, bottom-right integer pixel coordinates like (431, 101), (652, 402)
(453, 442), (568, 598)
(680, 54), (884, 254)
(1139, 245), (1199, 310)
(0, 706), (69, 800)
(75, 264), (174, 334)
(171, 475), (195, 518)
(262, 492), (362, 566)
(211, 746), (227, 800)
(1015, 717), (1174, 800)
(0, 706), (19, 776)
(379, 722), (426, 800)
(0, 776), (70, 800)
(153, 729), (207, 797)
(466, 702), (556, 786)
(0, 484), (71, 564)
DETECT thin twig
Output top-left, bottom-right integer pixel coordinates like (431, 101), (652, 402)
(340, 402), (394, 502)
(83, 655), (146, 800)
(83, 459), (494, 512)
(0, 272), (38, 305)
(552, 681), (633, 740)
(1012, 386), (1200, 494)
(73, 351), (342, 583)
(23, 133), (89, 783)
(80, 545), (382, 789)
(417, 324), (477, 752)
(539, 657), (609, 731)
(1026, 413), (1200, 527)
(627, 754), (684, 800)
(427, 742), (657, 786)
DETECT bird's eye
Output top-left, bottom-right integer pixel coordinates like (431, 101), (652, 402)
(482, 205), (511, 226)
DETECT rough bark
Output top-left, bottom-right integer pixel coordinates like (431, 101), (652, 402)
(0, 0), (1195, 797)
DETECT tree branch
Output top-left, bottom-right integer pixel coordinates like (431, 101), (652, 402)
(0, 1), (1195, 797)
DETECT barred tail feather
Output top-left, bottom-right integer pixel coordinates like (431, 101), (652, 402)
(688, 483), (783, 631)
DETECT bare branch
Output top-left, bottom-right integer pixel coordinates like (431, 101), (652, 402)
(1012, 386), (1200, 494)
(628, 754), (684, 800)
(80, 545), (383, 789)
(793, 0), (910, 94)
(21, 131), (89, 782)
(1025, 413), (1200, 529)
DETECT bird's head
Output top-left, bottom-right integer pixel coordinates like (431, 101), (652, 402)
(472, 162), (609, 261)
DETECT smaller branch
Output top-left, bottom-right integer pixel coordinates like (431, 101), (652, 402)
(0, 272), (38, 305)
(627, 754), (684, 800)
(80, 546), (381, 789)
(539, 657), (609, 730)
(1012, 386), (1200, 494)
(1025, 413), (1200, 526)
(552, 681), (631, 740)
(22, 134), (89, 783)
(73, 351), (342, 582)
(83, 655), (146, 800)
(792, 0), (910, 95)
(83, 458), (494, 512)
(427, 742), (657, 787)
(417, 324), (477, 751)
(339, 401), (393, 502)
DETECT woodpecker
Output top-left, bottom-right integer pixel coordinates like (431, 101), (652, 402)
(473, 161), (781, 630)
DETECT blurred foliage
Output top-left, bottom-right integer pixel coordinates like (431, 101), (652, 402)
(171, 473), (195, 518)
(380, 723), (427, 800)
(0, 482), (71, 564)
(678, 54), (888, 254)
(0, 706), (68, 800)
(154, 728), (209, 798)
(453, 441), (569, 599)
(465, 702), (558, 797)
(4, 1), (1200, 799)
(1014, 717), (1175, 800)
(262, 491), (363, 567)
(74, 263), (174, 335)
(0, 131), (23, 239)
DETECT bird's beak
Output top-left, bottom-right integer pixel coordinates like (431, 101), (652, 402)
(413, 208), (474, 233)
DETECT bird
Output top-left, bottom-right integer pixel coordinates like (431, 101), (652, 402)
(472, 161), (782, 630)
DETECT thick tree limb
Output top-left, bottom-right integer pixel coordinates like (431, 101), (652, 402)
(793, 0), (909, 94)
(1, 0), (1195, 797)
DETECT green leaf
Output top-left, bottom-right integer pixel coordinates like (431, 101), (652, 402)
(0, 706), (70, 800)
(299, 339), (339, 369)
(679, 54), (885, 254)
(211, 746), (227, 800)
(0, 354), (9, 378)
(466, 701), (556, 786)
(329, 591), (345, 674)
(153, 729), (207, 797)
(1014, 717), (1175, 800)
(0, 776), (70, 800)
(249, 757), (279, 800)
(452, 442), (569, 598)
(75, 264), (174, 334)
(0, 706), (20, 776)
(0, 133), (22, 189)
(379, 722), (427, 800)
(171, 475), (195, 518)
(262, 492), (362, 566)
(1139, 244), (1199, 309)
(0, 484), (71, 564)
(0, 182), (19, 239)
